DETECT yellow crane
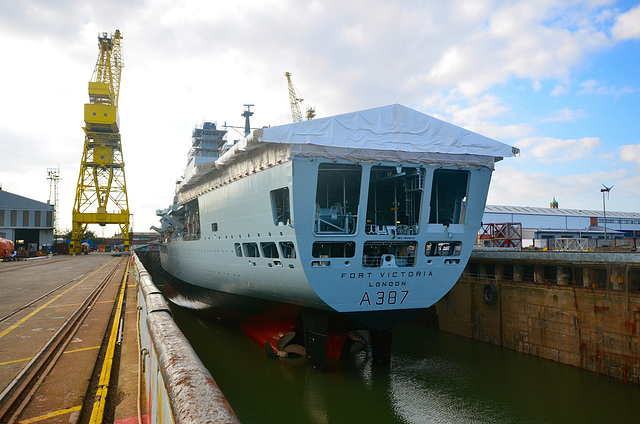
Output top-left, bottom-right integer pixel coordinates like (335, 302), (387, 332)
(285, 72), (315, 122)
(70, 30), (130, 254)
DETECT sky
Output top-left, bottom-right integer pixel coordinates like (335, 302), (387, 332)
(1, 0), (639, 235)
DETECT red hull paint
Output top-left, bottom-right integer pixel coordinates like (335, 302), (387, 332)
(239, 317), (348, 360)
(239, 319), (296, 354)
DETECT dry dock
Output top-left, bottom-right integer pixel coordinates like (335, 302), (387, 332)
(3, 248), (638, 422)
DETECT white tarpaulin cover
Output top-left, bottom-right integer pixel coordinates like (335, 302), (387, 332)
(259, 104), (519, 158)
(178, 104), (519, 202)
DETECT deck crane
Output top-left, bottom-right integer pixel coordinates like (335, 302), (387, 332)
(69, 30), (131, 254)
(285, 72), (315, 123)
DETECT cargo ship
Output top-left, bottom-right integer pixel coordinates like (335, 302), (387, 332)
(154, 104), (518, 367)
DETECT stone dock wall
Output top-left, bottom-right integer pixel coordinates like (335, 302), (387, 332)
(434, 250), (640, 384)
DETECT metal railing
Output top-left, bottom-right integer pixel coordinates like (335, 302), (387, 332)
(133, 253), (239, 424)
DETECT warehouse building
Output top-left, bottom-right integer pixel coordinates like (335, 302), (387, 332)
(0, 188), (55, 255)
(482, 203), (639, 248)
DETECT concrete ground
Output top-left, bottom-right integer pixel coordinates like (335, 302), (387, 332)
(0, 253), (145, 423)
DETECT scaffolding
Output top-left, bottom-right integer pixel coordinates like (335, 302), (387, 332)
(478, 223), (523, 249)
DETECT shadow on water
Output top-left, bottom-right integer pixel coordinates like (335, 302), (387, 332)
(136, 253), (639, 424)
(167, 302), (640, 424)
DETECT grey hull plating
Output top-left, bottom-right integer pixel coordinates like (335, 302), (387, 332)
(157, 105), (516, 329)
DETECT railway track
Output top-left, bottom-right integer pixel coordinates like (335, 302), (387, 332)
(0, 258), (124, 424)
(0, 273), (88, 325)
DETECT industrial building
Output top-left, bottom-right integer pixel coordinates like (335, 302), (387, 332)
(0, 188), (55, 254)
(482, 204), (640, 248)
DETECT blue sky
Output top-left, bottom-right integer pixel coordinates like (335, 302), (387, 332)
(0, 0), (638, 233)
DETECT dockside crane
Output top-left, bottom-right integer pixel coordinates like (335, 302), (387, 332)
(70, 30), (130, 254)
(285, 72), (315, 123)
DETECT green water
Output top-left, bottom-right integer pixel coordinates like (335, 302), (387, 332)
(169, 305), (640, 423)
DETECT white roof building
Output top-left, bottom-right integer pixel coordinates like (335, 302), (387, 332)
(483, 204), (640, 239)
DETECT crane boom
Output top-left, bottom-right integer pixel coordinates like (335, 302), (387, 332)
(90, 30), (123, 107)
(285, 72), (303, 123)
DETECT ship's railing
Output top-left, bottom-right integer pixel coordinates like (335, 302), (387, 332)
(132, 253), (239, 424)
(364, 224), (419, 236)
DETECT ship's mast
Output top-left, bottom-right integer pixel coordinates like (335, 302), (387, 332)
(242, 104), (254, 137)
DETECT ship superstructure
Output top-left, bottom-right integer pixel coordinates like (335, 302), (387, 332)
(156, 104), (518, 367)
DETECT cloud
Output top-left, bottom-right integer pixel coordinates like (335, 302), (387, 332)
(420, 93), (532, 141)
(420, 1), (611, 97)
(541, 108), (586, 123)
(579, 79), (637, 95)
(619, 144), (640, 165)
(612, 4), (640, 40)
(488, 165), (639, 212)
(550, 84), (569, 96)
(515, 136), (602, 162)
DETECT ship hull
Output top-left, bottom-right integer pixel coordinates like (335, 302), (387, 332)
(157, 105), (516, 336)
(160, 267), (424, 331)
(160, 155), (493, 330)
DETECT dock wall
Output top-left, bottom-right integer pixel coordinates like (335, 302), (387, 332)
(435, 250), (640, 384)
(133, 253), (240, 423)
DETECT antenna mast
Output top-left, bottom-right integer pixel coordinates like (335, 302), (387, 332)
(47, 167), (60, 236)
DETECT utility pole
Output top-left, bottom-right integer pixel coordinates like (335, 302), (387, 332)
(601, 184), (613, 241)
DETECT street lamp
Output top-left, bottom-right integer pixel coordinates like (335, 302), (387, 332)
(601, 184), (613, 241)
(578, 209), (582, 239)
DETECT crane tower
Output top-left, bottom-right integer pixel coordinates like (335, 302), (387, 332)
(70, 30), (130, 254)
(47, 167), (60, 236)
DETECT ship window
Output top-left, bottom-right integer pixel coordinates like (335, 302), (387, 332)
(234, 243), (242, 257)
(280, 242), (297, 259)
(312, 242), (355, 258)
(211, 223), (218, 232)
(365, 166), (424, 236)
(314, 163), (361, 235)
(429, 169), (469, 225)
(242, 242), (260, 257)
(425, 241), (462, 256)
(261, 242), (279, 258)
(271, 188), (291, 226)
(362, 241), (416, 268)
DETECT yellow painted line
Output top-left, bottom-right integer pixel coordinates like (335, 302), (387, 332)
(89, 259), (130, 424)
(17, 405), (82, 423)
(0, 346), (101, 366)
(45, 300), (113, 308)
(0, 356), (32, 366)
(0, 259), (116, 341)
(63, 345), (101, 354)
